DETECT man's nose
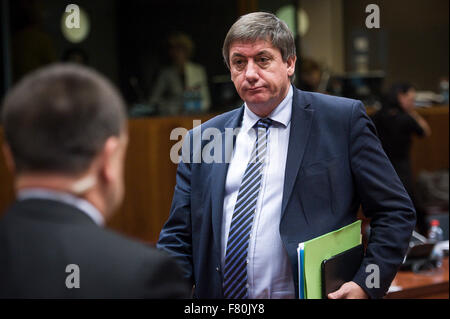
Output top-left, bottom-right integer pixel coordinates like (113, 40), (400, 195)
(245, 60), (259, 83)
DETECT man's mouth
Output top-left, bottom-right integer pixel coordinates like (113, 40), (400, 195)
(246, 86), (265, 92)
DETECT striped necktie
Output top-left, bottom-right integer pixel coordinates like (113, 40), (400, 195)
(222, 118), (273, 299)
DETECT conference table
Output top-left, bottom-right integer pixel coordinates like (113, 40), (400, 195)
(386, 257), (449, 299)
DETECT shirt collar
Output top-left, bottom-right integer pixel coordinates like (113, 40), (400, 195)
(242, 85), (293, 133)
(17, 188), (105, 226)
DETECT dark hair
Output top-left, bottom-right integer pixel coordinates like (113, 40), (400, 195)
(384, 82), (415, 110)
(1, 63), (126, 175)
(222, 12), (296, 81)
(62, 48), (89, 65)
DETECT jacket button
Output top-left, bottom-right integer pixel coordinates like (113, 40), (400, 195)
(216, 266), (220, 272)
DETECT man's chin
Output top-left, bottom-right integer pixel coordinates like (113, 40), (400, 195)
(243, 94), (270, 106)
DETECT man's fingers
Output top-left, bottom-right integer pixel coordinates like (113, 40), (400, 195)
(327, 292), (338, 299)
(328, 287), (347, 299)
(327, 282), (368, 299)
(328, 282), (353, 299)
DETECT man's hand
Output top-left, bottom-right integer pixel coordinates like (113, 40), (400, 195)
(327, 281), (369, 299)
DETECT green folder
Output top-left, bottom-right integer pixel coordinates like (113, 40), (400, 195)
(301, 220), (362, 299)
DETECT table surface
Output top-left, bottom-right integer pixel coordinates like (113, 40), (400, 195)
(386, 257), (449, 299)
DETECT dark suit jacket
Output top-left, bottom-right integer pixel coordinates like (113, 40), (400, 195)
(157, 86), (416, 299)
(0, 198), (190, 298)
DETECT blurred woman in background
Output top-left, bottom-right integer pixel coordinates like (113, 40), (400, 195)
(372, 82), (431, 235)
(148, 32), (211, 115)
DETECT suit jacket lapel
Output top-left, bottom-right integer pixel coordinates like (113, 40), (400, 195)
(281, 88), (314, 218)
(211, 107), (244, 258)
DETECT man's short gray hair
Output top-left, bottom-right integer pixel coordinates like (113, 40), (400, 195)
(222, 12), (296, 69)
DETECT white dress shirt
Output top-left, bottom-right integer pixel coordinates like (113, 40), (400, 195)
(17, 188), (105, 226)
(221, 86), (295, 299)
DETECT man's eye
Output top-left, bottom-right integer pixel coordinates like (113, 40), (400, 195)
(233, 60), (245, 69)
(257, 57), (270, 65)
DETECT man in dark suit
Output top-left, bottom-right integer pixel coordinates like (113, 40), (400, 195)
(0, 64), (190, 298)
(158, 12), (416, 299)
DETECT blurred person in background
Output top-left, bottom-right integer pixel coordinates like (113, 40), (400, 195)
(0, 64), (190, 298)
(297, 57), (322, 92)
(148, 32), (211, 115)
(372, 82), (431, 236)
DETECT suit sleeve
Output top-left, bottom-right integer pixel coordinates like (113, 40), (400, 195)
(349, 101), (416, 299)
(157, 131), (195, 286)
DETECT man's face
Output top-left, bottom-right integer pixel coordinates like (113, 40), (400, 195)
(229, 39), (296, 116)
(398, 88), (416, 112)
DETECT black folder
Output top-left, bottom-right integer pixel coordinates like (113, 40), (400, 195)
(321, 244), (364, 298)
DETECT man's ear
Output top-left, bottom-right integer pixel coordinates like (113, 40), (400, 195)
(98, 136), (121, 184)
(287, 55), (297, 77)
(2, 143), (16, 174)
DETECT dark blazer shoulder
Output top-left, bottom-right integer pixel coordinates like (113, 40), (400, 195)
(298, 89), (360, 111)
(293, 88), (364, 127)
(197, 106), (243, 132)
(0, 199), (190, 298)
(61, 221), (190, 297)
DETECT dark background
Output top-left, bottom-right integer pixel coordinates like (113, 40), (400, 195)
(0, 0), (449, 112)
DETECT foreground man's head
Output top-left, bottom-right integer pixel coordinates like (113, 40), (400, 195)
(2, 63), (128, 220)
